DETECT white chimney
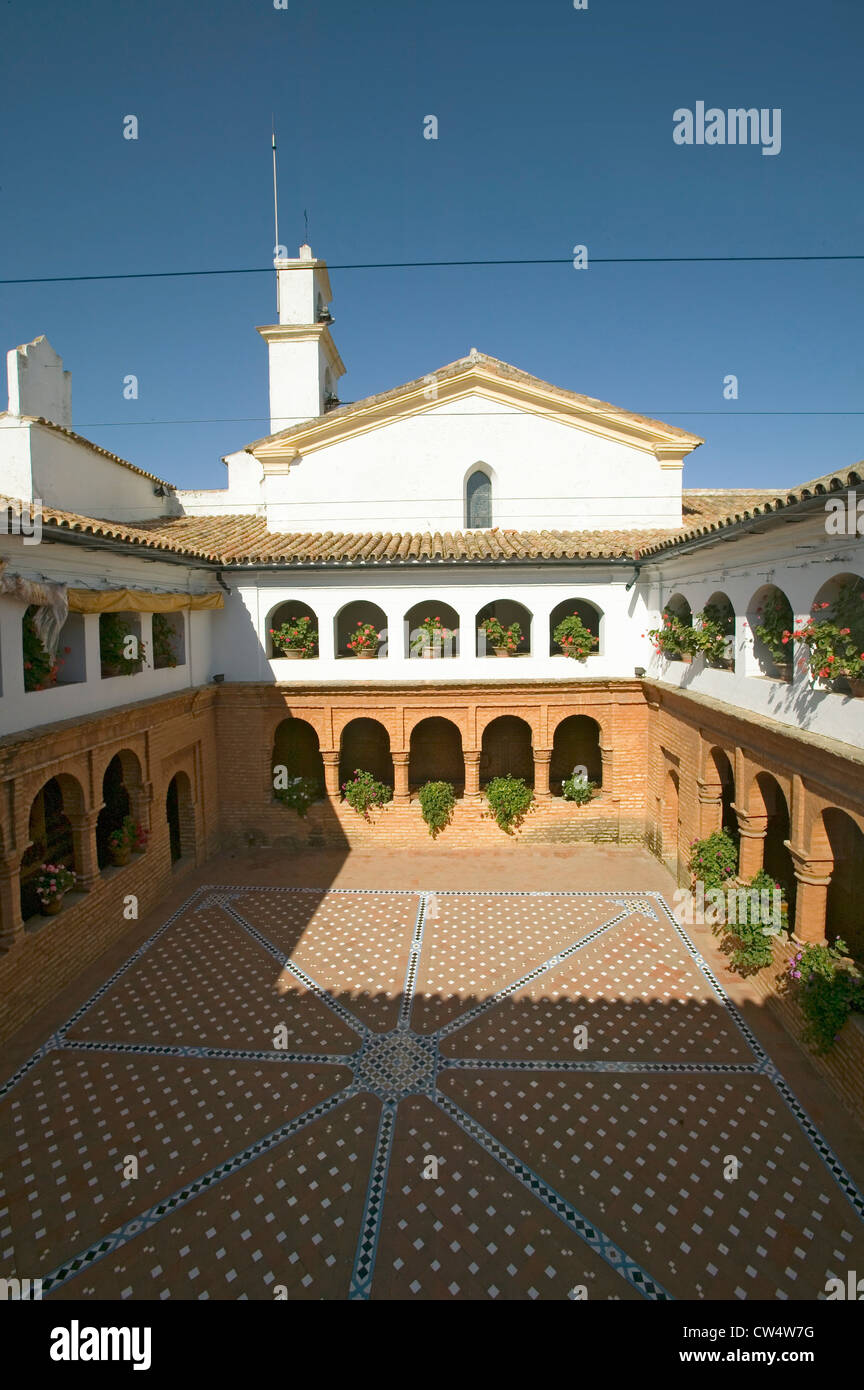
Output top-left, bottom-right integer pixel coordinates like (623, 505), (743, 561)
(7, 336), (72, 426)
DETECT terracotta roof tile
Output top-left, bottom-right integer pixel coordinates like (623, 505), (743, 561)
(2, 462), (859, 569)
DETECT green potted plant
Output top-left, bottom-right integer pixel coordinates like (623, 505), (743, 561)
(480, 617), (523, 657)
(100, 614), (145, 677)
(552, 612), (598, 660)
(342, 768), (392, 817)
(35, 862), (76, 916)
(270, 615), (318, 659)
(792, 584), (864, 695)
(687, 829), (739, 891)
(787, 937), (864, 1053)
(108, 824), (133, 866)
(411, 615), (454, 659)
(346, 621), (381, 659)
(418, 780), (456, 836)
(646, 608), (695, 662)
(152, 612), (179, 669)
(561, 773), (598, 804)
(126, 816), (148, 853)
(23, 606), (69, 692)
(693, 603), (735, 669)
(752, 591), (795, 680)
(273, 776), (321, 816)
(484, 774), (534, 832)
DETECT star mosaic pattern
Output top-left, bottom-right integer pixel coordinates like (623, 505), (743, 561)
(1, 887), (862, 1301)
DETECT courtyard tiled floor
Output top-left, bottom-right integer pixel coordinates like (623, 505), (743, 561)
(2, 882), (864, 1300)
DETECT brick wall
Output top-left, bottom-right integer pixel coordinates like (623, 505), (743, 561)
(2, 676), (864, 1060)
(0, 687), (219, 1040)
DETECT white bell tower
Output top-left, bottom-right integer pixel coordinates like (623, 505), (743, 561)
(257, 244), (346, 434)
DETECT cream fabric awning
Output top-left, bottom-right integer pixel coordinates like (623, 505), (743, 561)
(67, 589), (224, 613)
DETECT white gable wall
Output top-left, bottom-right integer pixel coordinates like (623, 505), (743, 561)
(260, 394), (683, 533)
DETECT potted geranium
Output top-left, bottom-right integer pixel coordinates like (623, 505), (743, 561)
(646, 607), (695, 661)
(552, 612), (598, 660)
(411, 615), (454, 659)
(35, 862), (76, 916)
(346, 621), (381, 659)
(752, 591), (795, 680)
(481, 617), (523, 657)
(793, 584), (864, 695)
(127, 817), (148, 853)
(693, 603), (735, 669)
(23, 607), (70, 692)
(108, 824), (132, 866)
(270, 615), (318, 659)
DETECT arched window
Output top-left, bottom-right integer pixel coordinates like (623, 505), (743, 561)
(466, 470), (492, 529)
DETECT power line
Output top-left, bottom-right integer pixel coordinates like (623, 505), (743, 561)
(40, 410), (864, 428)
(2, 252), (863, 287)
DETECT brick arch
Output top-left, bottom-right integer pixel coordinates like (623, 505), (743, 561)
(810, 807), (864, 958)
(700, 744), (737, 839)
(480, 715), (534, 786)
(807, 798), (864, 858)
(339, 717), (394, 789)
(19, 772), (85, 919)
(271, 717), (326, 795)
(96, 751), (145, 870)
(15, 760), (91, 843)
(548, 708), (606, 744)
(332, 710), (400, 749)
(409, 717), (464, 791)
(550, 715), (603, 794)
(475, 708), (541, 746)
(403, 708), (470, 745)
(266, 706), (329, 750)
(747, 770), (796, 906)
(165, 769), (196, 865)
(92, 741), (146, 796)
(744, 767), (800, 817)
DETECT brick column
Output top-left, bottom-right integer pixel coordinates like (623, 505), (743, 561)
(321, 751), (341, 800)
(129, 781), (154, 834)
(599, 743), (614, 796)
(697, 779), (723, 837)
(791, 869), (831, 944)
(68, 811), (101, 892)
(733, 804), (766, 879)
(392, 753), (410, 804)
(0, 854), (24, 950)
(533, 749), (552, 798)
(787, 845), (833, 945)
(463, 752), (482, 803)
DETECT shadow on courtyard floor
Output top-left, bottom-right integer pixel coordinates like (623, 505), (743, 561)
(2, 877), (864, 1302)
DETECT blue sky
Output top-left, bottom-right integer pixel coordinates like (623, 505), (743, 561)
(1, 0), (861, 496)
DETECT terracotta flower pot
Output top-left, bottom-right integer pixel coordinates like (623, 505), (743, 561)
(679, 653), (693, 665)
(354, 649), (378, 659)
(40, 897), (64, 916)
(110, 845), (131, 866)
(848, 677), (864, 698)
(775, 662), (792, 682)
(492, 646), (514, 658)
(278, 649), (305, 660)
(419, 647), (440, 659)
